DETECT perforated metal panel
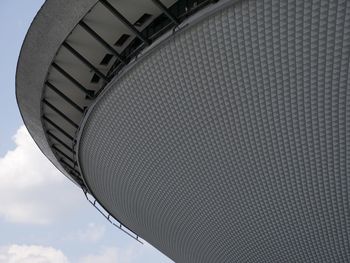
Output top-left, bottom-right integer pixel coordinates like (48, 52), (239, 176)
(79, 0), (350, 262)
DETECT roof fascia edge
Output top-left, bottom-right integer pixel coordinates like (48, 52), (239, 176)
(15, 0), (98, 185)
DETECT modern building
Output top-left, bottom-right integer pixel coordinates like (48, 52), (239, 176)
(16, 0), (350, 262)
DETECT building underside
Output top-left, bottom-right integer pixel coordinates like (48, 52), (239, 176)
(17, 0), (350, 262)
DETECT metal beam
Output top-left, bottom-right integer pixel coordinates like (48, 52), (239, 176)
(46, 81), (84, 113)
(53, 145), (75, 164)
(83, 192), (143, 243)
(62, 42), (109, 82)
(99, 0), (151, 45)
(60, 158), (80, 175)
(79, 21), (126, 65)
(151, 0), (180, 26)
(47, 131), (75, 154)
(70, 171), (85, 187)
(51, 62), (95, 99)
(43, 99), (79, 129)
(43, 115), (74, 141)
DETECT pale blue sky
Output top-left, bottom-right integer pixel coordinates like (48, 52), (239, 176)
(0, 1), (172, 262)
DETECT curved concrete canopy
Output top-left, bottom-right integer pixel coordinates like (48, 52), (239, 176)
(16, 0), (228, 244)
(16, 0), (98, 183)
(16, 0), (208, 188)
(79, 0), (350, 262)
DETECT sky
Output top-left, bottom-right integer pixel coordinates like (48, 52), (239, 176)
(0, 1), (172, 262)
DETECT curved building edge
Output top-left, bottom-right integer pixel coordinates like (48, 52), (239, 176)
(74, 0), (236, 248)
(16, 0), (98, 185)
(16, 0), (230, 189)
(15, 0), (233, 243)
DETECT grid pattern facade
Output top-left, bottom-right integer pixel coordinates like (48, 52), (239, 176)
(79, 0), (350, 262)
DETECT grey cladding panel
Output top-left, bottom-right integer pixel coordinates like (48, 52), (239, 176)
(79, 0), (350, 262)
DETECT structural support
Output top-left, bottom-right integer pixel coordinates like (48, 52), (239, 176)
(99, 0), (151, 46)
(43, 99), (79, 129)
(79, 21), (126, 65)
(53, 145), (75, 164)
(84, 191), (143, 244)
(47, 131), (75, 153)
(70, 171), (85, 187)
(151, 0), (180, 26)
(52, 62), (95, 99)
(46, 82), (84, 113)
(43, 115), (74, 141)
(63, 42), (109, 82)
(60, 158), (80, 175)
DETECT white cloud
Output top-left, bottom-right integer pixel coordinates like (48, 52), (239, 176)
(0, 243), (156, 263)
(77, 223), (106, 242)
(0, 242), (170, 263)
(63, 223), (105, 243)
(78, 242), (173, 263)
(0, 126), (83, 224)
(78, 246), (135, 263)
(0, 245), (69, 263)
